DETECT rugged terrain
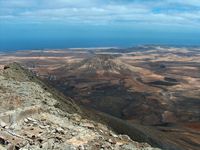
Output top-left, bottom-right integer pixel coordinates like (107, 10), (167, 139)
(0, 63), (159, 150)
(0, 46), (200, 150)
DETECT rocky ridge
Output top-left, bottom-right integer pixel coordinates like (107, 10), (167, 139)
(0, 63), (160, 150)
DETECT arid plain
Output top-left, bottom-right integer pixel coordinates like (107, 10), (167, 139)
(0, 46), (200, 150)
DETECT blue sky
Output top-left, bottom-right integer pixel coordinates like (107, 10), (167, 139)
(0, 0), (200, 50)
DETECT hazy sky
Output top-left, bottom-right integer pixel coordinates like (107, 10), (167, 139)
(0, 0), (200, 50)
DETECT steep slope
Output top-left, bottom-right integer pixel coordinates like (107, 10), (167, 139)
(0, 63), (160, 150)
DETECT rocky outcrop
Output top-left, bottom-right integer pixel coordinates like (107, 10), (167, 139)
(0, 63), (160, 150)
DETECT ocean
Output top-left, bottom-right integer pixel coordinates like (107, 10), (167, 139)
(1, 37), (200, 52)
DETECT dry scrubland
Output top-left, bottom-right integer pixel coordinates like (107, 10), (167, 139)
(0, 46), (199, 150)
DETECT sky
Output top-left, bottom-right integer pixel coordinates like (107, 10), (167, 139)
(0, 0), (200, 50)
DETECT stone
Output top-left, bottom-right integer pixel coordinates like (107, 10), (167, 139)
(41, 141), (49, 149)
(0, 135), (9, 145)
(56, 127), (65, 134)
(109, 132), (118, 138)
(24, 118), (28, 123)
(99, 130), (104, 133)
(78, 145), (85, 150)
(39, 125), (46, 129)
(121, 143), (137, 150)
(9, 123), (19, 130)
(119, 135), (131, 141)
(101, 143), (111, 149)
(71, 132), (77, 136)
(0, 121), (7, 128)
(32, 121), (38, 125)
(108, 139), (116, 144)
(27, 117), (37, 122)
(63, 144), (77, 150)
(80, 123), (95, 129)
(70, 114), (82, 122)
(97, 123), (108, 131)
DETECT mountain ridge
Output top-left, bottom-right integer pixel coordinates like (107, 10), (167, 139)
(0, 63), (160, 150)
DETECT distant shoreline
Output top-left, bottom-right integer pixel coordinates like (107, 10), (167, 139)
(1, 44), (200, 53)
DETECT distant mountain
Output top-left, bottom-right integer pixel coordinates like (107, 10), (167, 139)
(54, 54), (134, 76)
